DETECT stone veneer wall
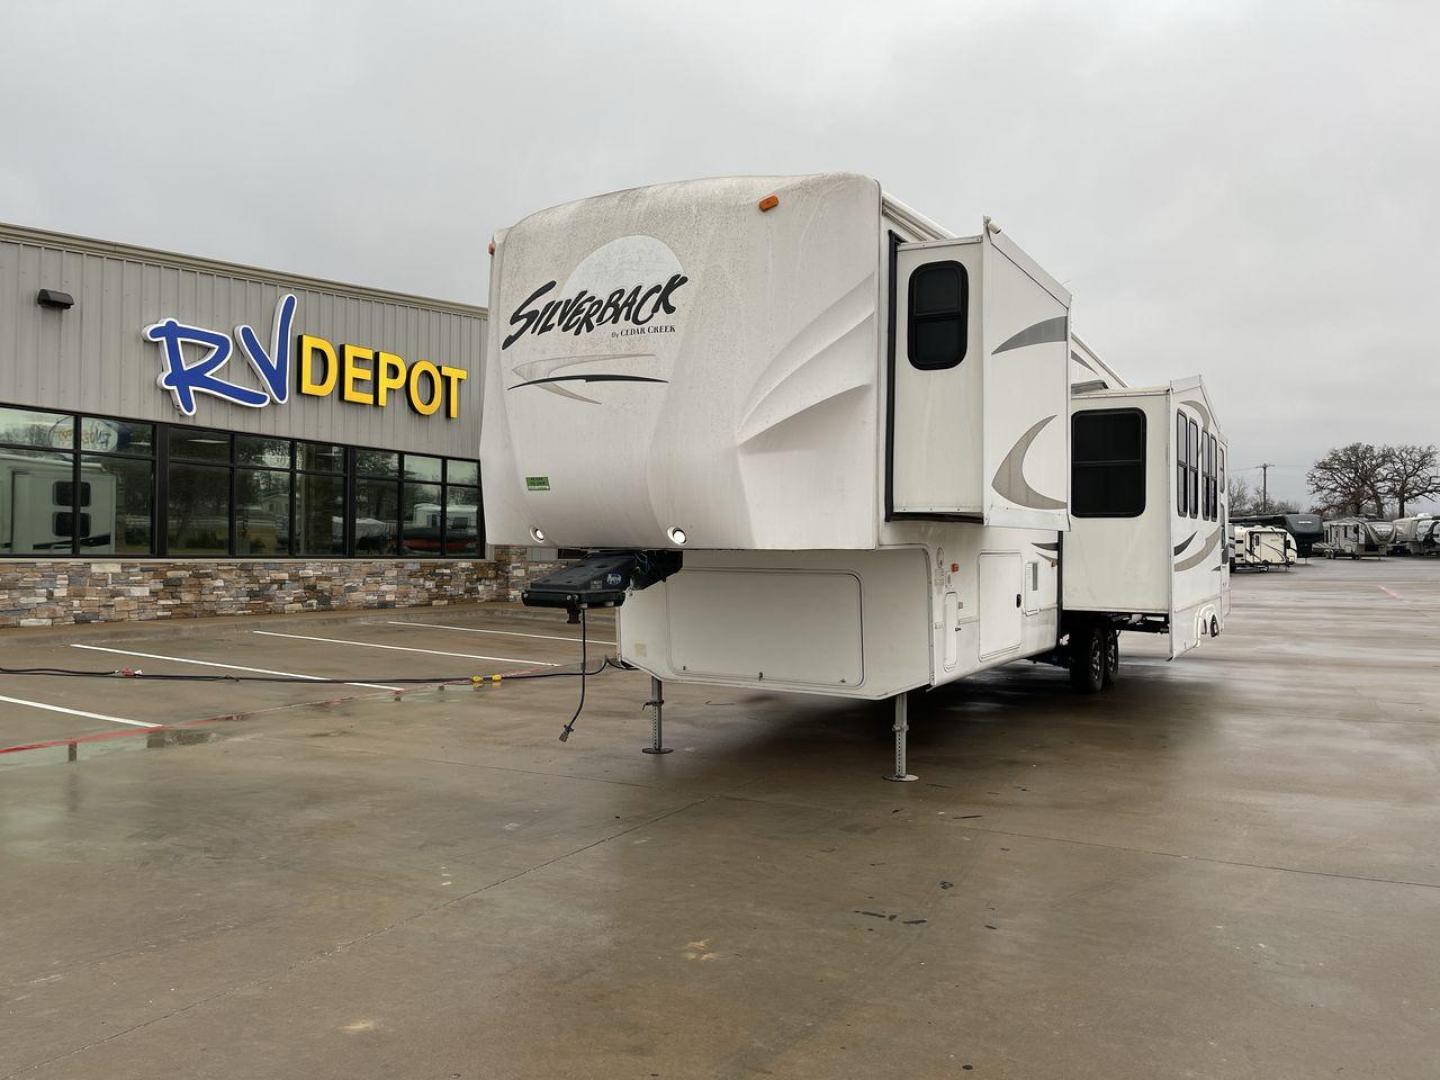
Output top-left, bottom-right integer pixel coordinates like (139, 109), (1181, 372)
(0, 546), (567, 628)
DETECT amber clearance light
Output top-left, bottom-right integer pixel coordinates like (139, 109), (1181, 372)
(758, 194), (779, 212)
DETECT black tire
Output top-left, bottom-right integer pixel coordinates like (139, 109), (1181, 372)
(1069, 626), (1106, 694)
(1103, 628), (1119, 687)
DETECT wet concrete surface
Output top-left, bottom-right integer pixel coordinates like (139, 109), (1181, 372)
(1, 559), (1437, 1078)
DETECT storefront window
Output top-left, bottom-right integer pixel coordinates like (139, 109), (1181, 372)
(83, 454), (153, 554)
(167, 462), (230, 554)
(0, 406), (70, 448)
(0, 448), (77, 555)
(77, 417), (153, 456)
(0, 403), (482, 560)
(296, 472), (345, 556)
(169, 426), (231, 462)
(443, 482), (481, 555)
(297, 441), (344, 473)
(236, 435), (291, 469)
(236, 467), (290, 555)
(354, 449), (399, 477)
(353, 477), (399, 555)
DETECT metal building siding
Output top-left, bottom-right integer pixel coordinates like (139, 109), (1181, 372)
(0, 224), (486, 459)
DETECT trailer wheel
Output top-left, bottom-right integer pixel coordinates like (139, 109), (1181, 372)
(1069, 627), (1106, 694)
(1103, 629), (1119, 687)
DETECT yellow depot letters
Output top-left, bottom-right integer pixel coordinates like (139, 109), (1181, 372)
(299, 335), (467, 419)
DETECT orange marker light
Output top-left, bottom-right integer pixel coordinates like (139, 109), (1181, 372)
(758, 194), (780, 212)
(487, 240), (496, 256)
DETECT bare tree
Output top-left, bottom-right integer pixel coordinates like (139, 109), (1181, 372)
(1378, 444), (1439, 517)
(1307, 443), (1387, 517)
(1228, 475), (1300, 517)
(1227, 475), (1256, 516)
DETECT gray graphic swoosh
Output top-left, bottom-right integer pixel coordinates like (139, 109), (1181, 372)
(509, 374), (667, 389)
(991, 415), (1067, 510)
(1173, 532), (1196, 556)
(1175, 527), (1221, 572)
(995, 316), (1068, 354)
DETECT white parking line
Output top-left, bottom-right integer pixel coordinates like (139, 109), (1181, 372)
(251, 630), (559, 667)
(70, 644), (404, 692)
(0, 692), (156, 728)
(385, 620), (616, 646)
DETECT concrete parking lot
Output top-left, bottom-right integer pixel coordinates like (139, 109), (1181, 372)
(2, 559), (1438, 1079)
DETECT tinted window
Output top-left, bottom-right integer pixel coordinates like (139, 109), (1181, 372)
(167, 463), (230, 554)
(84, 454), (152, 554)
(355, 448), (400, 478)
(447, 460), (479, 486)
(169, 427), (231, 462)
(236, 435), (292, 469)
(0, 406), (69, 448)
(1187, 419), (1200, 518)
(295, 473), (346, 556)
(297, 441), (345, 474)
(1176, 414), (1187, 516)
(907, 261), (968, 370)
(236, 467), (290, 555)
(1072, 410), (1146, 517)
(404, 455), (443, 483)
(78, 418), (153, 456)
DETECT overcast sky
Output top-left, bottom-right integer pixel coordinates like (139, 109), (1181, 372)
(3, 0), (1435, 509)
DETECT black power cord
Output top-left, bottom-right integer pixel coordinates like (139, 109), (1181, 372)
(0, 658), (626, 686)
(557, 608), (588, 742)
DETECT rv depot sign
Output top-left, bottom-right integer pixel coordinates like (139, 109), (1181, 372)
(143, 294), (468, 419)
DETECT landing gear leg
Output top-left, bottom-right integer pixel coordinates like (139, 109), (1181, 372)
(642, 675), (672, 755)
(884, 692), (918, 782)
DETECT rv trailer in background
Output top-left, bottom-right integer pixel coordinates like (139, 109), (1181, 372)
(1231, 524), (1296, 571)
(481, 173), (1229, 778)
(1319, 518), (1389, 559)
(1233, 513), (1322, 558)
(1392, 514), (1440, 556)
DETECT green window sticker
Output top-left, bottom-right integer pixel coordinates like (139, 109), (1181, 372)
(525, 476), (551, 492)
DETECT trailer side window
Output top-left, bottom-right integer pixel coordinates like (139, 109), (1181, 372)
(907, 261), (968, 370)
(1212, 436), (1219, 519)
(1201, 435), (1210, 520)
(1187, 419), (1200, 519)
(1176, 414), (1187, 516)
(1072, 409), (1146, 517)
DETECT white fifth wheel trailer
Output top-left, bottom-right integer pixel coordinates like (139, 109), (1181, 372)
(481, 173), (1228, 778)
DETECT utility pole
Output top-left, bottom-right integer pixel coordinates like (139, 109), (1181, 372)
(1258, 463), (1275, 513)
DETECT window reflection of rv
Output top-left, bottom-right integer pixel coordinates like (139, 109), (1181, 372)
(0, 451), (117, 553)
(400, 502), (479, 554)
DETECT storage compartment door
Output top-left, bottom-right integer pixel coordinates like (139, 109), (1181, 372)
(666, 569), (863, 688)
(978, 552), (1023, 659)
